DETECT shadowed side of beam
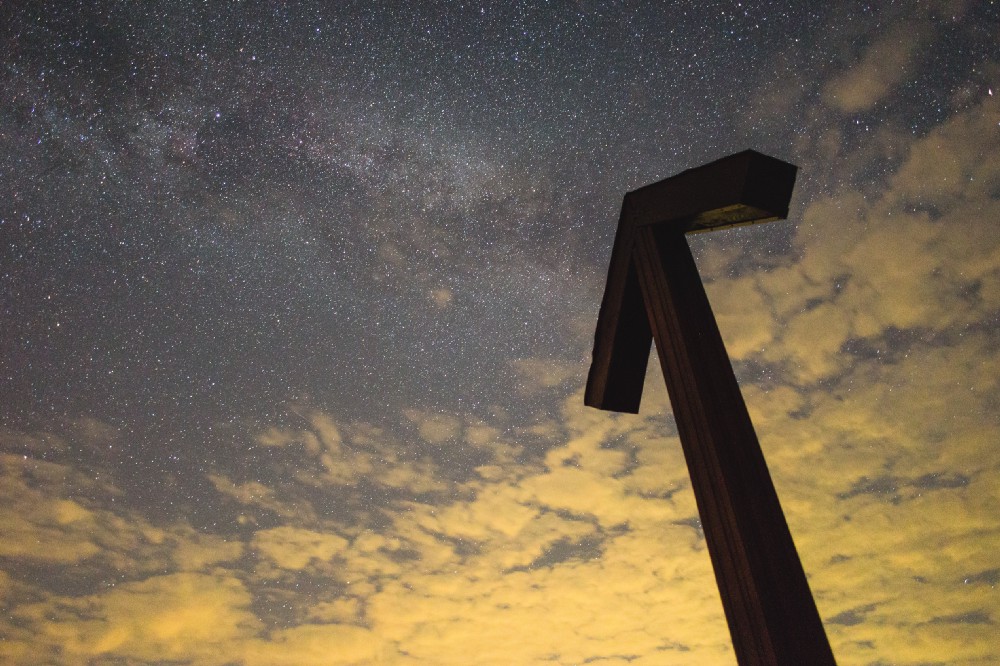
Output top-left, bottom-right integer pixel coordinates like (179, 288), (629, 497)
(584, 199), (651, 413)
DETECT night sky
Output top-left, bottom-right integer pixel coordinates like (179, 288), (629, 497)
(2, 1), (999, 664)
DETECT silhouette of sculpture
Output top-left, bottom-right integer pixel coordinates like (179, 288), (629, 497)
(586, 151), (837, 665)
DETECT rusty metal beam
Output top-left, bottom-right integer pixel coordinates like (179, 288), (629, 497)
(585, 150), (837, 665)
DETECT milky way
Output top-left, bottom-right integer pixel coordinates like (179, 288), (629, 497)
(2, 2), (999, 664)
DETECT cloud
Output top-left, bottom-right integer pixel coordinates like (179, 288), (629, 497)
(242, 623), (385, 665)
(253, 408), (454, 496)
(822, 22), (932, 113)
(207, 472), (311, 523)
(0, 452), (159, 569)
(4, 322), (997, 664)
(684, 78), (1000, 664)
(706, 90), (1000, 388)
(403, 408), (462, 444)
(347, 389), (740, 663)
(169, 526), (243, 570)
(509, 357), (582, 393)
(252, 526), (350, 571)
(4, 572), (261, 664)
(430, 287), (453, 308)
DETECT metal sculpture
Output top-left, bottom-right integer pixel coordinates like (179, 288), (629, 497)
(586, 150), (837, 665)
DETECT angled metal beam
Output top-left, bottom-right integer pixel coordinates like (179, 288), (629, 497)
(586, 150), (797, 413)
(585, 151), (837, 665)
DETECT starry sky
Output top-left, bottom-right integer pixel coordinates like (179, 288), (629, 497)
(2, 1), (999, 664)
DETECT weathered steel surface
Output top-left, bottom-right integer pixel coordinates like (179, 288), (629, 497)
(585, 151), (837, 665)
